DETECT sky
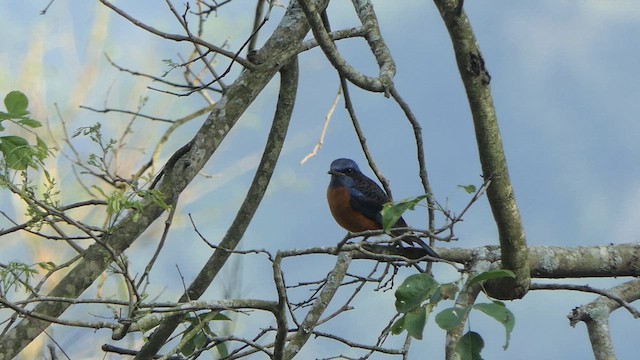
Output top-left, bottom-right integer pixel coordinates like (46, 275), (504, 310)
(1, 0), (640, 359)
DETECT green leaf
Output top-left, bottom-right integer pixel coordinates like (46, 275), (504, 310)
(1, 261), (39, 292)
(467, 269), (515, 287)
(35, 136), (48, 161)
(391, 315), (405, 335)
(458, 184), (477, 194)
(435, 306), (471, 331)
(4, 91), (29, 116)
(395, 273), (438, 313)
(180, 329), (207, 357)
(381, 195), (428, 232)
(181, 314), (213, 356)
(473, 302), (514, 349)
(17, 118), (42, 128)
(141, 189), (171, 211)
(215, 337), (229, 357)
(456, 331), (484, 360)
(0, 111), (13, 121)
(0, 135), (32, 170)
(92, 185), (108, 198)
(404, 305), (429, 340)
(37, 261), (56, 271)
(211, 312), (231, 321)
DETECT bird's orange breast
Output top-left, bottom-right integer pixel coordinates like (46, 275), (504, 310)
(327, 187), (380, 232)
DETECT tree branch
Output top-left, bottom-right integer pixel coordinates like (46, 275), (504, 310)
(568, 279), (640, 360)
(283, 251), (354, 359)
(134, 55), (300, 358)
(433, 0), (530, 299)
(298, 0), (394, 93)
(98, 0), (254, 69)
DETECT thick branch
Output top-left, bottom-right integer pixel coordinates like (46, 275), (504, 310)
(298, 0), (394, 92)
(283, 251), (354, 359)
(568, 279), (640, 360)
(433, 0), (530, 299)
(316, 242), (640, 278)
(134, 56), (300, 358)
(445, 272), (483, 359)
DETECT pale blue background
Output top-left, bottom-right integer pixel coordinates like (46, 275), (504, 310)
(1, 1), (639, 359)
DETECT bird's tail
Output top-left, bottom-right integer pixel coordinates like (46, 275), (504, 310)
(390, 217), (439, 258)
(391, 230), (439, 258)
(404, 235), (439, 258)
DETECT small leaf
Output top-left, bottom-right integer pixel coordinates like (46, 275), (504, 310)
(37, 261), (56, 271)
(458, 184), (477, 194)
(211, 312), (231, 321)
(473, 302), (514, 349)
(0, 112), (13, 121)
(395, 273), (438, 313)
(206, 327), (229, 357)
(92, 185), (108, 198)
(142, 189), (171, 211)
(43, 169), (53, 183)
(391, 315), (405, 335)
(180, 329), (207, 357)
(216, 341), (229, 358)
(435, 306), (471, 331)
(0, 135), (31, 170)
(4, 91), (29, 116)
(381, 195), (428, 232)
(468, 269), (515, 287)
(35, 136), (48, 161)
(17, 118), (42, 128)
(404, 305), (428, 340)
(456, 331), (484, 360)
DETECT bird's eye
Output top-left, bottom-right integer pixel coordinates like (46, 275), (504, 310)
(345, 168), (353, 174)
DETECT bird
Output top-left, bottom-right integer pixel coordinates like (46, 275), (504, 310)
(326, 158), (439, 258)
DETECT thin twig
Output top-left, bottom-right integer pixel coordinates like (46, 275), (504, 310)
(531, 283), (640, 318)
(98, 0), (253, 69)
(300, 85), (342, 164)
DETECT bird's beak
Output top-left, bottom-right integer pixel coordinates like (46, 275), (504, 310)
(328, 170), (341, 176)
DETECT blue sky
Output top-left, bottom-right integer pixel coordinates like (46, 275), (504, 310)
(2, 1), (640, 359)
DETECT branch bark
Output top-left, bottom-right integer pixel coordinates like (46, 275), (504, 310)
(433, 0), (530, 299)
(283, 251), (354, 359)
(568, 279), (640, 360)
(134, 56), (300, 358)
(299, 0), (395, 92)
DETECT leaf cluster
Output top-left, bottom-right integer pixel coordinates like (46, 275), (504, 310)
(392, 270), (516, 359)
(0, 91), (49, 171)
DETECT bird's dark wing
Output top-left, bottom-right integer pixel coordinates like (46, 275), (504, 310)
(348, 175), (389, 225)
(346, 172), (440, 258)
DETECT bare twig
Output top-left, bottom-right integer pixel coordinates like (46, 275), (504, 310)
(98, 0), (253, 69)
(80, 105), (175, 123)
(339, 76), (393, 198)
(300, 85), (342, 164)
(532, 282), (640, 318)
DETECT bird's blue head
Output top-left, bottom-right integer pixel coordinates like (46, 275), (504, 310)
(328, 158), (361, 187)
